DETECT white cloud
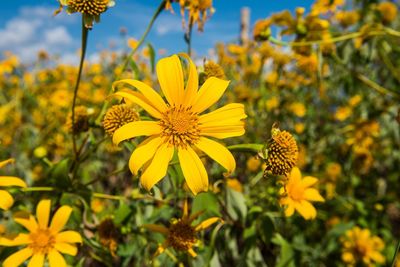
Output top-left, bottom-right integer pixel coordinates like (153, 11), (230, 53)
(0, 6), (77, 63)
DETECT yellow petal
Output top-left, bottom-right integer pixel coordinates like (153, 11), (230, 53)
(289, 167), (302, 183)
(27, 253), (44, 267)
(36, 199), (51, 229)
(187, 248), (198, 257)
(113, 79), (167, 112)
(179, 53), (199, 106)
(194, 137), (236, 174)
(284, 204), (295, 217)
(370, 251), (385, 264)
(50, 205), (72, 233)
(199, 103), (247, 126)
(200, 125), (246, 139)
(113, 90), (163, 119)
(301, 176), (319, 187)
(156, 55), (184, 106)
(140, 143), (174, 191)
(14, 212), (38, 232)
(192, 77), (230, 113)
(112, 121), (161, 145)
(129, 136), (163, 175)
(0, 233), (31, 246)
(304, 188), (325, 202)
(194, 217), (220, 231)
(294, 200), (317, 220)
(0, 176), (27, 187)
(178, 147), (208, 195)
(0, 189), (14, 210)
(0, 158), (14, 168)
(54, 242), (78, 256)
(154, 243), (166, 257)
(142, 224), (169, 235)
(48, 250), (67, 267)
(3, 247), (33, 267)
(56, 231), (82, 243)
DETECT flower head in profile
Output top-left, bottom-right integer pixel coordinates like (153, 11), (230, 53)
(112, 53), (246, 195)
(143, 200), (221, 257)
(0, 199), (82, 267)
(0, 159), (27, 210)
(340, 226), (385, 266)
(279, 167), (324, 220)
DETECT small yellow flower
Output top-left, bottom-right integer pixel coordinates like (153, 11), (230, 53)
(288, 102), (306, 117)
(335, 106), (352, 121)
(246, 156), (261, 172)
(348, 95), (362, 107)
(340, 226), (385, 266)
(377, 2), (398, 24)
(0, 199), (82, 267)
(143, 200), (221, 257)
(325, 162), (342, 180)
(112, 54), (246, 195)
(226, 178), (243, 192)
(279, 167), (325, 220)
(0, 159), (27, 210)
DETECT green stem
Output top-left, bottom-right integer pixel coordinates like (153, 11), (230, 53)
(356, 73), (400, 98)
(227, 144), (264, 153)
(71, 16), (89, 157)
(391, 239), (400, 267)
(185, 17), (194, 56)
(22, 187), (55, 192)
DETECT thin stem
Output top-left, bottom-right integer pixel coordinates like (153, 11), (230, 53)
(356, 73), (400, 98)
(71, 16), (89, 157)
(185, 17), (194, 56)
(391, 239), (400, 267)
(22, 187), (55, 192)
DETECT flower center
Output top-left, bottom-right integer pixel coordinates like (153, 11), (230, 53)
(288, 184), (305, 201)
(167, 220), (197, 251)
(159, 106), (200, 148)
(29, 229), (56, 254)
(68, 0), (109, 16)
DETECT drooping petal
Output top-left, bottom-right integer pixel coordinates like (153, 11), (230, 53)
(129, 136), (163, 175)
(294, 200), (317, 220)
(0, 233), (31, 246)
(301, 176), (319, 188)
(142, 224), (169, 235)
(50, 206), (72, 233)
(178, 146), (208, 195)
(0, 176), (27, 187)
(27, 253), (44, 267)
(54, 242), (78, 256)
(187, 248), (198, 257)
(113, 79), (167, 112)
(2, 247), (33, 267)
(56, 231), (82, 244)
(192, 77), (230, 113)
(194, 217), (220, 232)
(112, 121), (161, 146)
(194, 137), (236, 174)
(179, 53), (198, 105)
(140, 143), (174, 191)
(303, 188), (325, 202)
(14, 212), (38, 233)
(200, 125), (246, 139)
(113, 90), (163, 119)
(36, 199), (51, 229)
(0, 158), (14, 168)
(0, 190), (14, 210)
(199, 103), (247, 126)
(48, 250), (67, 267)
(156, 55), (185, 106)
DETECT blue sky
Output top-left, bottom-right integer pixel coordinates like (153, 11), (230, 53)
(0, 0), (314, 63)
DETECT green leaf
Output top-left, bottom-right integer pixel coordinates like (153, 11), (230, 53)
(129, 59), (140, 79)
(49, 158), (72, 189)
(147, 43), (156, 73)
(114, 202), (132, 224)
(192, 192), (221, 217)
(272, 233), (296, 267)
(226, 187), (247, 221)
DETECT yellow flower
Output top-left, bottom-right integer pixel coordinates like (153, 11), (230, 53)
(143, 200), (221, 257)
(279, 167), (324, 220)
(0, 199), (82, 267)
(377, 2), (398, 24)
(112, 54), (246, 195)
(265, 96), (279, 111)
(340, 226), (385, 266)
(246, 156), (261, 172)
(288, 102), (306, 117)
(226, 178), (243, 192)
(102, 104), (140, 137)
(335, 10), (360, 28)
(348, 94), (362, 107)
(335, 106), (352, 121)
(0, 159), (27, 210)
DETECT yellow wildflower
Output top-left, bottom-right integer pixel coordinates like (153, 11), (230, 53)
(288, 102), (306, 117)
(0, 199), (82, 267)
(335, 106), (352, 121)
(265, 96), (279, 111)
(340, 226), (385, 266)
(348, 95), (362, 107)
(294, 123), (305, 134)
(0, 159), (27, 210)
(335, 10), (360, 28)
(246, 156), (261, 172)
(226, 178), (243, 192)
(377, 2), (398, 24)
(143, 200), (221, 257)
(112, 54), (246, 195)
(279, 167), (325, 220)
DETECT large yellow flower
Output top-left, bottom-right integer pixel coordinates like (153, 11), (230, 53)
(0, 199), (82, 267)
(279, 167), (324, 220)
(0, 159), (27, 210)
(143, 200), (221, 257)
(112, 54), (246, 195)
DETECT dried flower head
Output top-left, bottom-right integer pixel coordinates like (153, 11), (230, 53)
(103, 104), (139, 136)
(97, 218), (120, 257)
(264, 127), (298, 176)
(66, 105), (90, 134)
